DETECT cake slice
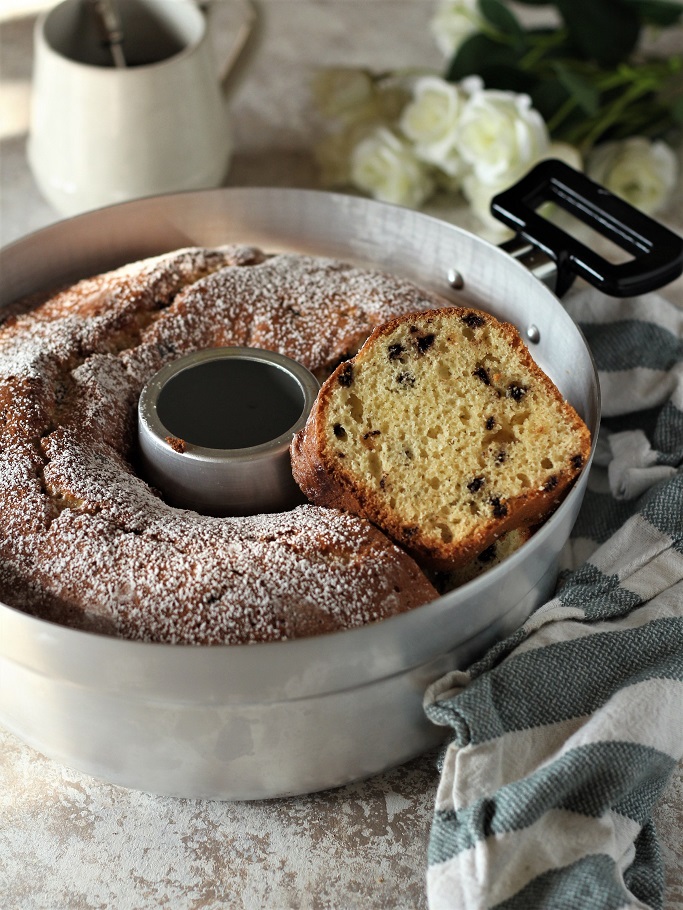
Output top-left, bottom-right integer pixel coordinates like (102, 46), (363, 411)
(431, 528), (532, 592)
(291, 307), (591, 571)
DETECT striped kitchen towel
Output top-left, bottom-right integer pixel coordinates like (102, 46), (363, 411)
(424, 288), (683, 910)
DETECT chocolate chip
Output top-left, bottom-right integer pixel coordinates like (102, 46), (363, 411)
(403, 526), (419, 538)
(461, 313), (485, 328)
(415, 333), (435, 355)
(156, 341), (177, 357)
(485, 416), (496, 431)
(507, 383), (527, 401)
(467, 476), (485, 493)
(544, 475), (559, 492)
(396, 371), (415, 387)
(333, 423), (346, 439)
(490, 497), (508, 518)
(496, 451), (507, 463)
(473, 366), (491, 386)
(363, 430), (381, 438)
(388, 343), (405, 361)
(571, 454), (584, 470)
(336, 350), (355, 366)
(432, 571), (450, 592)
(338, 363), (354, 387)
(478, 545), (497, 564)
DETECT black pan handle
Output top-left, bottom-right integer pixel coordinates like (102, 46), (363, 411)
(491, 159), (683, 298)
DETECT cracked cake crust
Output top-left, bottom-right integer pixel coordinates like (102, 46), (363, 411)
(0, 246), (442, 644)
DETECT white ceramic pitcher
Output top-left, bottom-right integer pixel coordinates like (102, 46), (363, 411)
(28, 0), (257, 216)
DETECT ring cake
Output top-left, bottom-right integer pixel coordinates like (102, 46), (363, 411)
(0, 247), (444, 644)
(0, 247), (591, 644)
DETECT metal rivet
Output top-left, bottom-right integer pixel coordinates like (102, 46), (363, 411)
(446, 268), (464, 290)
(526, 324), (541, 344)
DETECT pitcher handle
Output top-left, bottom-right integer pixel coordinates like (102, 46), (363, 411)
(200, 0), (261, 97)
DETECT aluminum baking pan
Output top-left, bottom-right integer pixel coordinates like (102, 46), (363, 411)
(1, 161), (681, 799)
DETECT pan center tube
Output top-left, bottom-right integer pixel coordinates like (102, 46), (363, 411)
(137, 347), (319, 516)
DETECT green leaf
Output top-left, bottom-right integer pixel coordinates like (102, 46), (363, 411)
(526, 27), (566, 39)
(554, 0), (641, 67)
(518, 28), (575, 75)
(552, 62), (601, 116)
(672, 95), (683, 124)
(445, 34), (520, 83)
(478, 0), (526, 47)
(530, 78), (572, 124)
(623, 0), (683, 27)
(474, 65), (539, 94)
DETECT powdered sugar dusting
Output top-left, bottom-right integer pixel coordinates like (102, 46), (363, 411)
(0, 246), (438, 644)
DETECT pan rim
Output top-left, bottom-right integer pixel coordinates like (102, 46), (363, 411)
(0, 186), (601, 673)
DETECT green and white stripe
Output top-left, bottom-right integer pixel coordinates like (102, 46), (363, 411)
(425, 288), (683, 910)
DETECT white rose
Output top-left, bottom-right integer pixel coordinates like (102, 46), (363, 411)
(457, 90), (549, 185)
(430, 0), (484, 58)
(399, 76), (465, 178)
(587, 137), (678, 215)
(460, 75), (485, 98)
(546, 141), (583, 173)
(315, 122), (373, 187)
(462, 171), (516, 236)
(350, 127), (435, 208)
(311, 68), (377, 124)
(375, 81), (412, 123)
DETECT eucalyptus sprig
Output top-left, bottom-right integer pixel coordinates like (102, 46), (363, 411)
(444, 0), (683, 154)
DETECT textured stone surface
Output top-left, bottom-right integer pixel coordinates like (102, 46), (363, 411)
(0, 727), (438, 910)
